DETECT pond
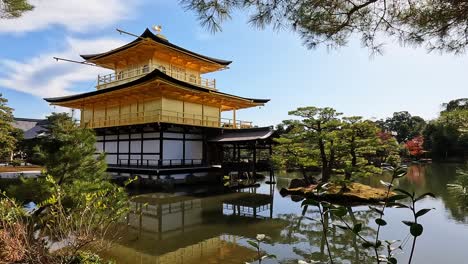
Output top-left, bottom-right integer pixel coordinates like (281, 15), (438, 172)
(102, 163), (468, 264)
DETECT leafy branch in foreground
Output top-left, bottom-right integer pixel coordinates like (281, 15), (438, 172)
(0, 0), (33, 19)
(181, 0), (468, 54)
(299, 166), (435, 264)
(245, 234), (276, 264)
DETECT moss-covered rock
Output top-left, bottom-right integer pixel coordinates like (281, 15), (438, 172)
(280, 182), (396, 205)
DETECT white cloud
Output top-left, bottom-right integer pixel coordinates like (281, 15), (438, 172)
(0, 36), (126, 98)
(0, 0), (138, 33)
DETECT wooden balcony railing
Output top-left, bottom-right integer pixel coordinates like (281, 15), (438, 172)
(97, 64), (216, 90)
(83, 109), (252, 129)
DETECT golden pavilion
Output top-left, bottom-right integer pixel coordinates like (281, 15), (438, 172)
(45, 28), (273, 181)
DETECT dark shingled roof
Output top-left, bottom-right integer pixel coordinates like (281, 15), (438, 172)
(208, 126), (274, 142)
(13, 118), (49, 139)
(81, 28), (232, 66)
(44, 68), (270, 104)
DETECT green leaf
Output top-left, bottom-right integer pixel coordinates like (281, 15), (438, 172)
(376, 240), (382, 248)
(388, 257), (398, 264)
(388, 202), (410, 209)
(395, 171), (407, 178)
(410, 223), (423, 237)
(301, 199), (319, 207)
(246, 240), (259, 249)
(388, 194), (408, 202)
(402, 220), (414, 226)
(394, 188), (414, 198)
(353, 223), (362, 233)
(415, 192), (436, 202)
(301, 205), (308, 216)
(375, 218), (387, 226)
(362, 241), (374, 248)
(333, 223), (348, 230)
(332, 206), (347, 217)
(380, 180), (393, 188)
(415, 208), (432, 218)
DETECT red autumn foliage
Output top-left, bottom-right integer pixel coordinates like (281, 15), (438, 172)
(377, 131), (393, 141)
(405, 136), (425, 157)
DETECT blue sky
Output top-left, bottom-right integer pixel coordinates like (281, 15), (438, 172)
(0, 0), (466, 127)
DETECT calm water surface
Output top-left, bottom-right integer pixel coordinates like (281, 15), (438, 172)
(104, 163), (468, 264)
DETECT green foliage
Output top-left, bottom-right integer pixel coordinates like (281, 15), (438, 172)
(6, 176), (52, 203)
(273, 106), (399, 183)
(37, 175), (129, 255)
(0, 93), (17, 161)
(0, 192), (26, 223)
(442, 98), (468, 113)
(182, 0), (468, 54)
(65, 251), (114, 264)
(423, 100), (468, 160)
(338, 116), (382, 180)
(0, 0), (34, 18)
(2, 112), (129, 262)
(379, 111), (426, 143)
(34, 113), (108, 186)
(273, 106), (342, 182)
(299, 166), (435, 264)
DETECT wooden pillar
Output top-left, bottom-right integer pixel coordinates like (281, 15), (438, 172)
(182, 128), (186, 166)
(233, 109), (237, 128)
(140, 127), (144, 167)
(92, 104), (95, 127)
(159, 125), (164, 167)
(202, 128), (207, 165)
(252, 142), (257, 178)
(104, 102), (108, 127)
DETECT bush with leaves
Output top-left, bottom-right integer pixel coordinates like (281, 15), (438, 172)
(0, 174), (128, 263)
(1, 113), (129, 263)
(299, 167), (435, 264)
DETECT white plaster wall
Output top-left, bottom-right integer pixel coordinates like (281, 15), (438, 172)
(130, 141), (141, 153)
(163, 140), (183, 160)
(119, 141), (129, 153)
(185, 141), (203, 160)
(105, 142), (117, 153)
(143, 140), (159, 153)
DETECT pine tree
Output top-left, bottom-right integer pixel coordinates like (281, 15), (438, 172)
(0, 94), (17, 161)
(34, 113), (108, 186)
(0, 0), (33, 19)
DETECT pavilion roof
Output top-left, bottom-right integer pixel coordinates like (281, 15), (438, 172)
(80, 28), (232, 67)
(44, 68), (269, 110)
(208, 126), (274, 143)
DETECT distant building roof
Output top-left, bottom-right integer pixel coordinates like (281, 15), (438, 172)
(12, 118), (48, 139)
(208, 127), (274, 143)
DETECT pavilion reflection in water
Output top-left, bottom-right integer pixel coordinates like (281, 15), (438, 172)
(107, 186), (279, 264)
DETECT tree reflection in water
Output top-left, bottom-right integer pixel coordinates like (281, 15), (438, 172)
(277, 206), (379, 264)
